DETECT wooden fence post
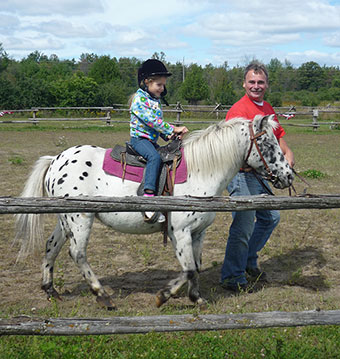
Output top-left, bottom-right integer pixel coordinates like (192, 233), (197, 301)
(175, 102), (183, 125)
(214, 103), (222, 120)
(32, 108), (39, 125)
(105, 108), (111, 126)
(312, 109), (319, 131)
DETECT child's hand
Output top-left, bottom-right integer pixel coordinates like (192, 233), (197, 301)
(170, 126), (188, 140)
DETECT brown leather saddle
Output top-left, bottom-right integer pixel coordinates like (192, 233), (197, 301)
(109, 138), (182, 197)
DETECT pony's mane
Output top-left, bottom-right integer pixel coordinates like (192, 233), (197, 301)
(182, 117), (248, 178)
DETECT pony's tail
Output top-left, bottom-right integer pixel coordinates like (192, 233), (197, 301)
(14, 156), (54, 261)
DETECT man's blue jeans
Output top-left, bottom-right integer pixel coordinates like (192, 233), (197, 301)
(130, 137), (161, 193)
(220, 171), (280, 286)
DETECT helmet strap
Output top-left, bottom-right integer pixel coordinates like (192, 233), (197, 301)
(140, 78), (169, 105)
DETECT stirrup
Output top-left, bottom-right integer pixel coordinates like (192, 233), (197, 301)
(143, 212), (165, 224)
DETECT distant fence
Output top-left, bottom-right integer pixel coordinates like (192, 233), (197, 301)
(1, 104), (340, 129)
(1, 194), (340, 336)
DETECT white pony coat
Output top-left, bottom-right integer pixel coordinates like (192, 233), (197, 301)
(15, 115), (293, 308)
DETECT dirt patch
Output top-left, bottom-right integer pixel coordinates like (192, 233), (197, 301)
(1, 129), (340, 317)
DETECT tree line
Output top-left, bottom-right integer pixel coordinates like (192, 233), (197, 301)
(1, 45), (340, 110)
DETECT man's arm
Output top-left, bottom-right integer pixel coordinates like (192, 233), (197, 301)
(278, 137), (295, 168)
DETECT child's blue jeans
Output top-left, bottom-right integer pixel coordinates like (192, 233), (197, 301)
(130, 137), (161, 193)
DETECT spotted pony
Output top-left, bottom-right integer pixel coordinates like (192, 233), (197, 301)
(15, 115), (293, 309)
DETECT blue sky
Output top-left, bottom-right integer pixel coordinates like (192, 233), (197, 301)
(1, 0), (340, 68)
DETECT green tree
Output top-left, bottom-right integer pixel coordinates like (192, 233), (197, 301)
(0, 43), (10, 73)
(151, 51), (166, 61)
(117, 57), (141, 98)
(167, 61), (185, 103)
(24, 50), (49, 63)
(88, 55), (120, 85)
(97, 82), (127, 106)
(332, 76), (340, 88)
(267, 92), (282, 107)
(267, 58), (283, 92)
(180, 64), (209, 104)
(51, 72), (99, 106)
(297, 61), (325, 91)
(208, 66), (236, 105)
(78, 53), (98, 75)
(0, 76), (18, 108)
(281, 59), (298, 92)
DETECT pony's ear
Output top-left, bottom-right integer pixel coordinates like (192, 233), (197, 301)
(254, 114), (275, 131)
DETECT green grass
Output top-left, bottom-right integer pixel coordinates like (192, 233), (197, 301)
(1, 326), (339, 358)
(8, 155), (25, 165)
(300, 169), (326, 179)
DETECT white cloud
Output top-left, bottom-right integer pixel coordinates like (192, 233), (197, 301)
(323, 32), (340, 47)
(37, 20), (107, 38)
(287, 49), (340, 66)
(2, 35), (63, 52)
(2, 0), (104, 16)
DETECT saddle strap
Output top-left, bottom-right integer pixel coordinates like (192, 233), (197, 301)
(120, 152), (127, 181)
(162, 155), (179, 247)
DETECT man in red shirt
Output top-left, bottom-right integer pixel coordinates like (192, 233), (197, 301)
(220, 62), (295, 293)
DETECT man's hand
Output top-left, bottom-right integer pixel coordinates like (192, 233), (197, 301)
(278, 137), (295, 168)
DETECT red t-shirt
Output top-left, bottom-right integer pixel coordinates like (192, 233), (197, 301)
(225, 95), (285, 139)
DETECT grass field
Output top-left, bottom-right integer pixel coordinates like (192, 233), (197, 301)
(0, 117), (340, 358)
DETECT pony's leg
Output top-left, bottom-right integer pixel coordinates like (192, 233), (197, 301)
(41, 220), (67, 301)
(155, 272), (188, 308)
(67, 213), (116, 310)
(192, 230), (206, 273)
(188, 231), (207, 306)
(156, 228), (205, 307)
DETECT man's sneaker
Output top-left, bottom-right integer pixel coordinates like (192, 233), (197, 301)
(246, 267), (268, 283)
(220, 281), (254, 294)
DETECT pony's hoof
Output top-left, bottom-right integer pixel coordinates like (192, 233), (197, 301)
(196, 298), (208, 310)
(47, 288), (62, 301)
(155, 290), (168, 308)
(96, 294), (116, 311)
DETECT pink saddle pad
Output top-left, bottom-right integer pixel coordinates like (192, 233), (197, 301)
(102, 148), (187, 184)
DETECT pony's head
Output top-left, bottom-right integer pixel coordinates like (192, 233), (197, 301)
(245, 114), (294, 189)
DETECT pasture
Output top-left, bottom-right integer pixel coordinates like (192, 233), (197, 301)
(0, 121), (340, 357)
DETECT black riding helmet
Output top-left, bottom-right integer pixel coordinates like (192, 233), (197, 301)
(138, 59), (172, 84)
(138, 59), (172, 104)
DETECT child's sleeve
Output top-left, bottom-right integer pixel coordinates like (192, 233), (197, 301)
(131, 95), (174, 137)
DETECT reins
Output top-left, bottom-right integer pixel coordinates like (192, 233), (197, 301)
(288, 168), (311, 196)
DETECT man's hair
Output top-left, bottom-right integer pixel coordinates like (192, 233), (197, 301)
(244, 62), (269, 82)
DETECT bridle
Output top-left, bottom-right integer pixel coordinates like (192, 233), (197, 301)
(244, 122), (279, 186)
(244, 121), (310, 196)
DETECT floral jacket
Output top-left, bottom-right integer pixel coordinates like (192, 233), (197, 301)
(130, 88), (174, 143)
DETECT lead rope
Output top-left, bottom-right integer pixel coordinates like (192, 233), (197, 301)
(288, 168), (311, 196)
(252, 170), (275, 196)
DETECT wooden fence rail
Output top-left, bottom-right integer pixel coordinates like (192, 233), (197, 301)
(1, 194), (340, 214)
(1, 310), (340, 335)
